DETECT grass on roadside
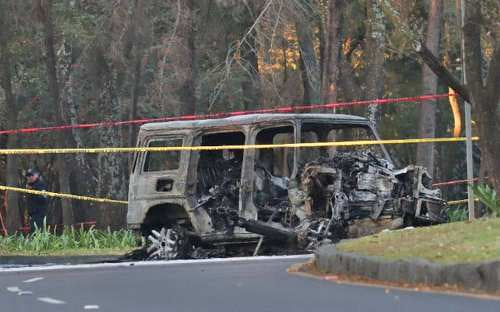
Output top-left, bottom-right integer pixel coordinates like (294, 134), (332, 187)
(0, 225), (140, 256)
(337, 218), (500, 264)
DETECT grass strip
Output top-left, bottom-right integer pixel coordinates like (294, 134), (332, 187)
(0, 248), (135, 257)
(337, 218), (500, 264)
(0, 226), (140, 256)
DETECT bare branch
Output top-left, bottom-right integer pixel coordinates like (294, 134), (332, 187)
(415, 42), (471, 103)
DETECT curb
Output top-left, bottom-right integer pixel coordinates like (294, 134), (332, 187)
(0, 255), (121, 266)
(314, 245), (500, 294)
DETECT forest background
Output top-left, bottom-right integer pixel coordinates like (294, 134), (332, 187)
(0, 0), (498, 231)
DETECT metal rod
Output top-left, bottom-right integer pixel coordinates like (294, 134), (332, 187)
(253, 236), (264, 257)
(465, 103), (475, 219)
(461, 0), (475, 220)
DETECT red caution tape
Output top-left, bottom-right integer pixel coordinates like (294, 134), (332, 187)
(0, 93), (452, 136)
(433, 177), (481, 187)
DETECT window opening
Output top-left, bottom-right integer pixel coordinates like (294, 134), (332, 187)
(144, 138), (183, 172)
(253, 126), (294, 211)
(195, 131), (245, 232)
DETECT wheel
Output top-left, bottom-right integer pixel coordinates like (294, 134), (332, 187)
(146, 226), (187, 260)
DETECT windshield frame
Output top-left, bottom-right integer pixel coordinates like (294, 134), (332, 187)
(297, 119), (393, 166)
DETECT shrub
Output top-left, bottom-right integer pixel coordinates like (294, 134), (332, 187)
(473, 184), (500, 217)
(447, 206), (468, 222)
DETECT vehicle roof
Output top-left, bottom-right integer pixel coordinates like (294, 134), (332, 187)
(140, 113), (369, 131)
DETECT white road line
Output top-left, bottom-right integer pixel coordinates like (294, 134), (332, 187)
(18, 291), (33, 296)
(37, 297), (66, 305)
(6, 286), (21, 293)
(23, 277), (44, 283)
(84, 305), (100, 310)
(0, 254), (313, 273)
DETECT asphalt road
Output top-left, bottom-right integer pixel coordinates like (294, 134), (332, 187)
(0, 255), (498, 312)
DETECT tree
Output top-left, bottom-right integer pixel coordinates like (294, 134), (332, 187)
(91, 1), (132, 229)
(126, 0), (148, 153)
(321, 0), (344, 105)
(33, 0), (75, 226)
(416, 0), (443, 178)
(417, 0), (499, 198)
(365, 0), (386, 127)
(462, 0), (500, 198)
(173, 0), (197, 115)
(0, 1), (21, 233)
(295, 1), (321, 105)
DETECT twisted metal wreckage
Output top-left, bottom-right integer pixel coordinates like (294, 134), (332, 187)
(125, 114), (448, 260)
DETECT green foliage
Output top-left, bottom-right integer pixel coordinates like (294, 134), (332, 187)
(0, 222), (139, 255)
(473, 184), (500, 217)
(447, 205), (468, 222)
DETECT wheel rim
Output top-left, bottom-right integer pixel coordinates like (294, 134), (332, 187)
(147, 227), (181, 260)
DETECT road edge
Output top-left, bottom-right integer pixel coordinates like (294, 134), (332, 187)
(314, 245), (500, 294)
(0, 254), (313, 273)
(0, 255), (122, 266)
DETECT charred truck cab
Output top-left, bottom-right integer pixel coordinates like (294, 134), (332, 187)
(127, 114), (448, 260)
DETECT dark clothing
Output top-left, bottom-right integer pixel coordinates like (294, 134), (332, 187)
(27, 178), (48, 230)
(30, 213), (45, 231)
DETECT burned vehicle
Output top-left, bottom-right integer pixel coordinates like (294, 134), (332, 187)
(127, 114), (447, 259)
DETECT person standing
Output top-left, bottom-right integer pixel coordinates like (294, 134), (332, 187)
(25, 169), (48, 231)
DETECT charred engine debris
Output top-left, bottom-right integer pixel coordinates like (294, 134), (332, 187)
(194, 150), (448, 253)
(196, 152), (242, 233)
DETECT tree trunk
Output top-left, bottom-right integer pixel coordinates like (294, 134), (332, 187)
(95, 69), (128, 229)
(127, 0), (146, 168)
(2, 100), (20, 234)
(58, 42), (99, 225)
(0, 2), (21, 233)
(476, 94), (500, 198)
(365, 0), (385, 127)
(5, 149), (20, 233)
(337, 34), (364, 101)
(61, 46), (96, 224)
(176, 0), (197, 115)
(339, 56), (363, 101)
(321, 0), (344, 106)
(55, 157), (73, 226)
(296, 14), (321, 105)
(128, 51), (141, 165)
(416, 0), (443, 177)
(463, 0), (500, 198)
(37, 0), (75, 226)
(93, 39), (128, 227)
(240, 3), (261, 111)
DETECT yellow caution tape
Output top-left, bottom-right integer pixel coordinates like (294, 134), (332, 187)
(0, 185), (128, 205)
(0, 137), (480, 155)
(447, 198), (479, 206)
(0, 185), (472, 208)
